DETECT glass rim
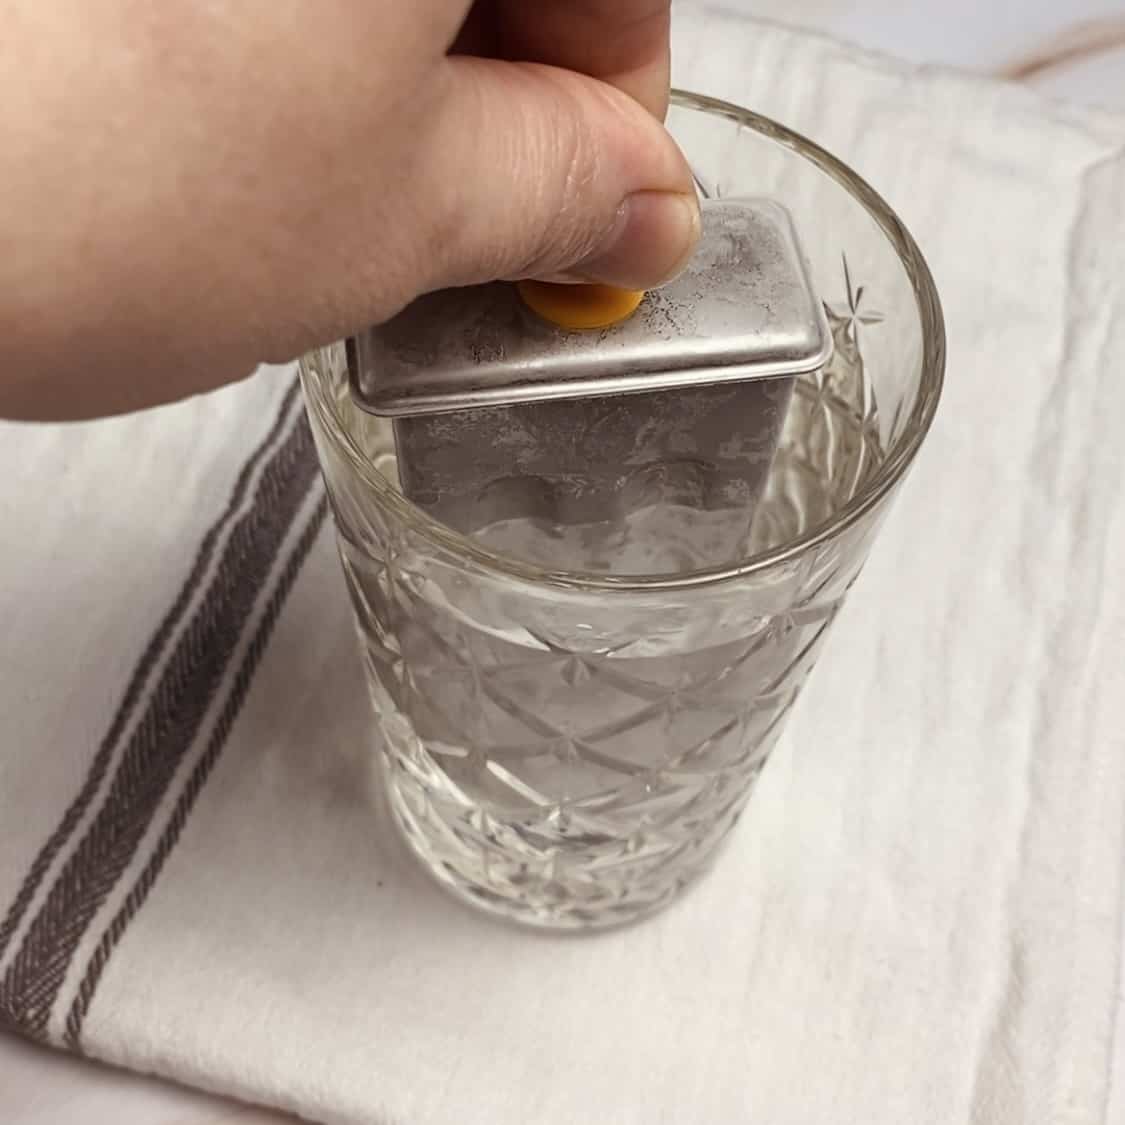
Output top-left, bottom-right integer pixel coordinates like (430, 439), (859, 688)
(309, 90), (946, 594)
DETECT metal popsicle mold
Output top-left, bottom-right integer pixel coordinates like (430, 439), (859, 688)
(350, 198), (830, 415)
(347, 197), (830, 570)
(390, 379), (795, 538)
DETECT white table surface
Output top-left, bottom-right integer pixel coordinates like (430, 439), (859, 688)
(3, 3), (1124, 1123)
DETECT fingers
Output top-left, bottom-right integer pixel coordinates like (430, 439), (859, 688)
(490, 0), (672, 119)
(408, 56), (699, 294)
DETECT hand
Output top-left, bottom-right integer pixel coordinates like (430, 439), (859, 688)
(0, 0), (697, 419)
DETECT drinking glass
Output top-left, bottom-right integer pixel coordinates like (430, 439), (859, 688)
(298, 92), (945, 930)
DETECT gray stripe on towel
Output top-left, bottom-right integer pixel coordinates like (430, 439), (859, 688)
(0, 392), (320, 1042)
(65, 494), (329, 1047)
(0, 380), (302, 968)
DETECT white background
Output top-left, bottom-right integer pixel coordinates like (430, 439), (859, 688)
(3, 2), (1124, 1122)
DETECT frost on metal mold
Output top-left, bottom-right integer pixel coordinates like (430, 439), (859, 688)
(348, 198), (832, 573)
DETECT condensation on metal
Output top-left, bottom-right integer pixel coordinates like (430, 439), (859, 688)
(344, 198), (831, 545)
(350, 198), (830, 416)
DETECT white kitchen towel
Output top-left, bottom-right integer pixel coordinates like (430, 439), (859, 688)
(2, 6), (1125, 1124)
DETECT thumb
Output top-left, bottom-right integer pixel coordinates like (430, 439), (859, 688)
(410, 57), (700, 294)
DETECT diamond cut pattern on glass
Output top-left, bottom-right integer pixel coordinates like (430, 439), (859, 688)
(309, 254), (891, 927)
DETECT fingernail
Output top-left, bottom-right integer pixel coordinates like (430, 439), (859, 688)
(575, 191), (701, 290)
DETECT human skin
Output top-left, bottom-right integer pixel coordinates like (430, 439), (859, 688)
(0, 0), (698, 420)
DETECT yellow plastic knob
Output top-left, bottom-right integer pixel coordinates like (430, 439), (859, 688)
(516, 281), (645, 330)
